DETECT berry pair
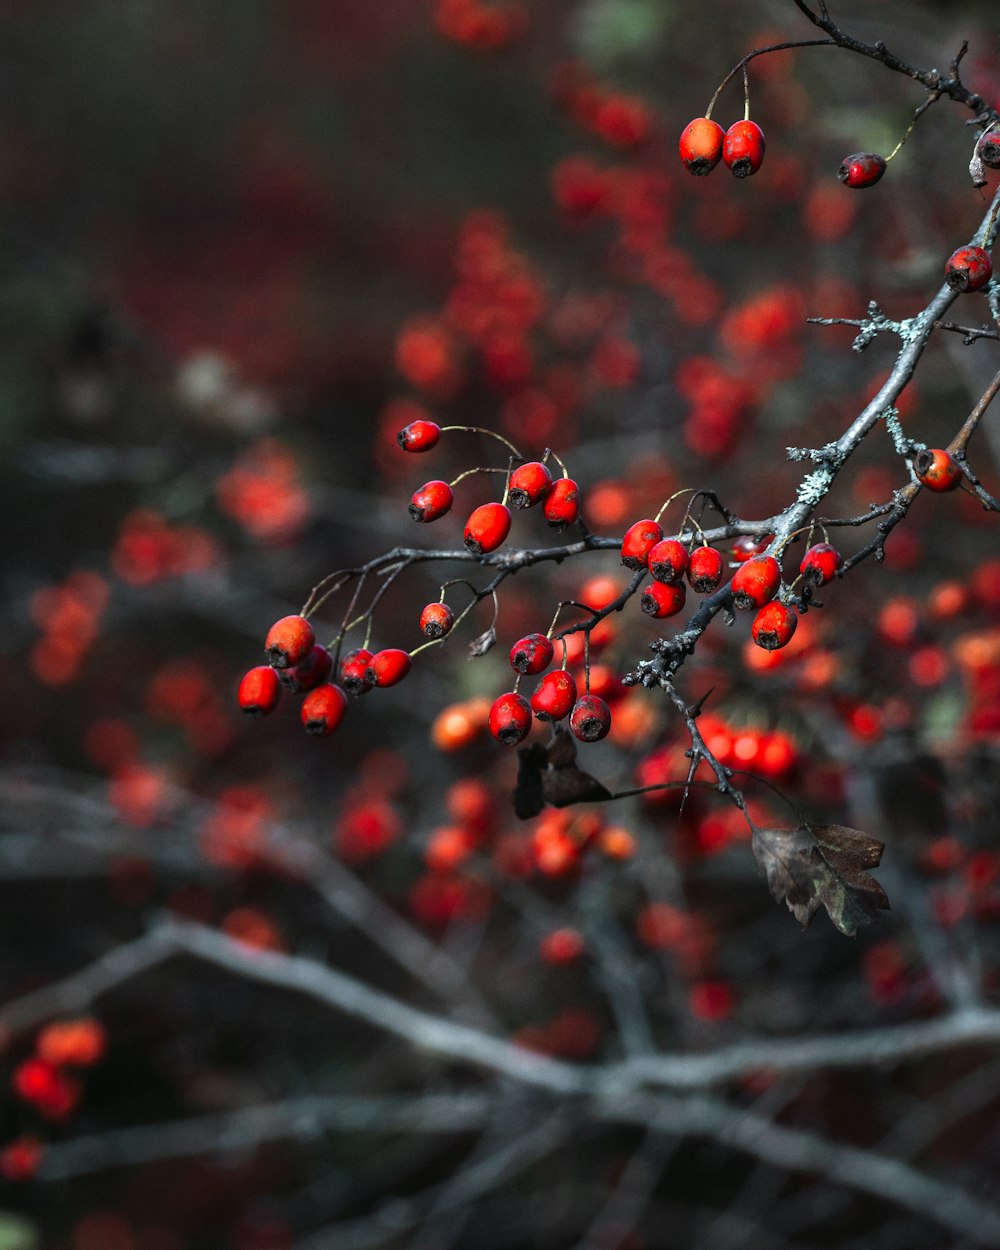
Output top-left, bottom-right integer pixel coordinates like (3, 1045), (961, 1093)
(679, 117), (765, 179)
(488, 689), (611, 746)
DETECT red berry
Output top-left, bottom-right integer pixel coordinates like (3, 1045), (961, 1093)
(722, 120), (765, 178)
(396, 419), (441, 452)
(570, 694), (612, 742)
(301, 683), (348, 736)
(508, 461), (553, 508)
(0, 1135), (43, 1182)
(409, 480), (454, 522)
(509, 632), (554, 675)
(799, 542), (842, 586)
(530, 669), (577, 721)
(837, 152), (886, 189)
(731, 555), (781, 610)
(366, 648), (412, 688)
(914, 448), (962, 492)
(976, 130), (1000, 170)
(543, 478), (581, 529)
(621, 518), (663, 570)
(687, 545), (724, 593)
(279, 644), (334, 693)
(647, 538), (689, 583)
(732, 534), (773, 563)
(489, 691), (533, 745)
(751, 601), (798, 651)
(340, 648), (375, 696)
(264, 615), (315, 669)
(679, 116), (725, 176)
(945, 245), (993, 293)
(420, 602), (455, 639)
(464, 502), (511, 555)
(641, 580), (687, 619)
(238, 665), (282, 716)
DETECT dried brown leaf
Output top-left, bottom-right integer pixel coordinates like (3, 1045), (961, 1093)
(752, 823), (889, 936)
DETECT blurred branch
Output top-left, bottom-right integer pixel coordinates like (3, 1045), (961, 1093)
(9, 917), (1000, 1096)
(40, 1091), (498, 1180)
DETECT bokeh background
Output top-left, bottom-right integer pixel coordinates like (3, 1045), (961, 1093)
(2, 1), (1000, 1247)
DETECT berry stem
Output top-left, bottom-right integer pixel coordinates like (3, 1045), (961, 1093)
(449, 467), (508, 489)
(702, 39), (834, 120)
(884, 91), (940, 164)
(301, 570), (350, 620)
(653, 487), (697, 526)
(440, 425), (523, 461)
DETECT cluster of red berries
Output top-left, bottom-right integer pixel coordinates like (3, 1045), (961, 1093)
(489, 632), (612, 748)
(679, 116), (765, 179)
(401, 418), (581, 551)
(238, 615), (413, 738)
(620, 516), (847, 653)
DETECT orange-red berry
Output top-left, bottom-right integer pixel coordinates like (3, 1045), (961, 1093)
(914, 448), (962, 492)
(838, 152), (886, 188)
(570, 694), (612, 742)
(340, 648), (374, 696)
(464, 502), (511, 555)
(799, 543), (842, 586)
(489, 691), (533, 745)
(366, 648), (412, 687)
(731, 555), (781, 610)
(976, 130), (1000, 170)
(722, 120), (765, 178)
(687, 545), (724, 593)
(945, 245), (993, 293)
(279, 645), (333, 693)
(396, 419), (441, 452)
(530, 669), (577, 721)
(648, 538), (689, 583)
(508, 461), (552, 508)
(679, 116), (725, 176)
(238, 666), (282, 716)
(732, 534), (773, 563)
(409, 480), (453, 522)
(510, 633), (554, 675)
(301, 683), (348, 736)
(543, 478), (580, 528)
(420, 602), (455, 639)
(621, 518), (663, 570)
(641, 580), (687, 619)
(264, 615), (314, 669)
(751, 601), (798, 650)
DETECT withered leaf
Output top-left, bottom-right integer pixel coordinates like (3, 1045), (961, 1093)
(512, 727), (611, 820)
(752, 823), (889, 936)
(467, 625), (497, 658)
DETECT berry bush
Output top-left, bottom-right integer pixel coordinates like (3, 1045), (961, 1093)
(4, 1), (1000, 1247)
